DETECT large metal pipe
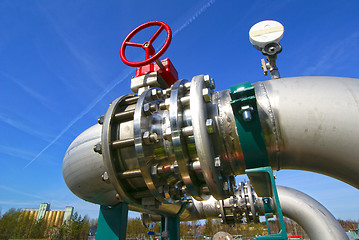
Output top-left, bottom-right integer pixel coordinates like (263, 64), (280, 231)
(62, 76), (359, 218)
(143, 186), (348, 239)
(254, 76), (359, 189)
(258, 186), (348, 240)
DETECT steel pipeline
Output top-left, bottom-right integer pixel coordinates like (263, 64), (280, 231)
(254, 76), (359, 189)
(62, 76), (359, 220)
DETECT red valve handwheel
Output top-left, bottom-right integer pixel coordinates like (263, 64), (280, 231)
(120, 21), (172, 67)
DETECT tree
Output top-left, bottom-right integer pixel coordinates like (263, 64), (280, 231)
(203, 219), (214, 236)
(0, 208), (22, 240)
(126, 218), (148, 238)
(29, 218), (47, 238)
(54, 212), (91, 240)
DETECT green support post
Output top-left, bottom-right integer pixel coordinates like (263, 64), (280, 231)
(160, 215), (180, 240)
(246, 167), (287, 239)
(96, 202), (128, 240)
(230, 82), (288, 240)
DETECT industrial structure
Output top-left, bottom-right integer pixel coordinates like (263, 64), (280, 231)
(22, 203), (74, 228)
(62, 20), (358, 240)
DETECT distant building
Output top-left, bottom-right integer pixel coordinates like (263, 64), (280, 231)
(22, 203), (73, 228)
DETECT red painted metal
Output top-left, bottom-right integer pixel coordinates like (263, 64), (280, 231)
(135, 58), (178, 86)
(120, 21), (172, 67)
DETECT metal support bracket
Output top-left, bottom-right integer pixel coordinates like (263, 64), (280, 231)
(229, 81), (269, 169)
(160, 215), (180, 240)
(230, 82), (287, 239)
(96, 203), (129, 240)
(246, 167), (287, 239)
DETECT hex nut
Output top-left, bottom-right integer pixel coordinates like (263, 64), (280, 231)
(151, 166), (157, 175)
(204, 75), (215, 89)
(202, 88), (212, 102)
(143, 131), (158, 144)
(184, 82), (191, 91)
(151, 88), (163, 100)
(149, 132), (158, 143)
(143, 131), (151, 144)
(214, 157), (221, 168)
(143, 103), (151, 115)
(163, 128), (172, 142)
(223, 181), (229, 191)
(210, 78), (215, 89)
(102, 172), (109, 181)
(93, 143), (102, 154)
(143, 103), (158, 115)
(206, 119), (214, 134)
(162, 88), (171, 97)
(204, 75), (211, 88)
(159, 102), (167, 110)
(98, 115), (104, 125)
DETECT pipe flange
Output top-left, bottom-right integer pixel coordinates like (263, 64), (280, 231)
(238, 182), (259, 223)
(239, 182), (250, 222)
(190, 75), (228, 200)
(246, 182), (259, 223)
(101, 94), (139, 205)
(134, 87), (180, 204)
(170, 79), (207, 201)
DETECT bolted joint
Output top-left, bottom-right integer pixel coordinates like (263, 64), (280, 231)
(162, 88), (171, 97)
(180, 95), (190, 106)
(223, 181), (229, 191)
(159, 98), (171, 110)
(101, 172), (110, 183)
(206, 119), (214, 134)
(204, 75), (215, 89)
(214, 157), (221, 168)
(184, 82), (191, 91)
(93, 143), (102, 154)
(202, 88), (212, 103)
(172, 161), (180, 175)
(151, 88), (163, 100)
(150, 165), (157, 175)
(240, 105), (254, 122)
(143, 131), (159, 145)
(181, 126), (194, 137)
(163, 128), (172, 142)
(143, 102), (158, 116)
(98, 115), (104, 125)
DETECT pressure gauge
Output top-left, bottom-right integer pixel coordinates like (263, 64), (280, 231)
(249, 20), (284, 50)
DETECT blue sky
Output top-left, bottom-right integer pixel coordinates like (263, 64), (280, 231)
(1, 0), (358, 221)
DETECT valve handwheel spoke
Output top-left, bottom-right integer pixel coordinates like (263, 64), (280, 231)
(149, 25), (164, 43)
(120, 21), (172, 67)
(125, 42), (143, 47)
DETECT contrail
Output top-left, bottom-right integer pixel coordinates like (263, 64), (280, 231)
(23, 69), (133, 169)
(24, 0), (216, 168)
(173, 0), (216, 37)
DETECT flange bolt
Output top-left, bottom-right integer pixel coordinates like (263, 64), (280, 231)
(93, 143), (102, 154)
(240, 105), (254, 122)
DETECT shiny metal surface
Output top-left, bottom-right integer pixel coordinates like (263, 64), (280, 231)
(63, 74), (358, 233)
(63, 124), (120, 206)
(254, 76), (359, 189)
(169, 79), (204, 200)
(213, 90), (245, 176)
(102, 95), (138, 204)
(134, 88), (167, 203)
(257, 186), (348, 240)
(190, 75), (227, 200)
(144, 185), (347, 239)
